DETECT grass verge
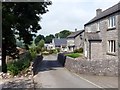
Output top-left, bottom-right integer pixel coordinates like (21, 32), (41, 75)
(65, 53), (81, 58)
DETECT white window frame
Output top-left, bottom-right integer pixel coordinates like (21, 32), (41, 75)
(108, 15), (116, 28)
(108, 40), (116, 53)
(97, 22), (100, 31)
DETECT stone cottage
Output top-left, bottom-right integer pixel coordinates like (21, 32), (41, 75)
(67, 29), (84, 52)
(52, 38), (67, 52)
(84, 2), (120, 60)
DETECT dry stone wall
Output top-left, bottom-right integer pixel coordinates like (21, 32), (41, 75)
(57, 54), (118, 76)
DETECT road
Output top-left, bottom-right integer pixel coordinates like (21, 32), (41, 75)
(34, 54), (118, 89)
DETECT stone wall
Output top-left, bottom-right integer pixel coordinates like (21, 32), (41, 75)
(64, 57), (118, 76)
(57, 54), (118, 76)
(32, 55), (43, 75)
(57, 53), (66, 66)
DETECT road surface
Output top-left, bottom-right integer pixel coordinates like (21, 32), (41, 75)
(34, 54), (118, 89)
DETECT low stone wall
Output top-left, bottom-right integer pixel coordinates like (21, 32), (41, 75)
(57, 54), (118, 76)
(57, 53), (66, 66)
(32, 55), (43, 75)
(64, 57), (118, 76)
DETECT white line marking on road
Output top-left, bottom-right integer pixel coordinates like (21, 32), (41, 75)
(64, 68), (106, 90)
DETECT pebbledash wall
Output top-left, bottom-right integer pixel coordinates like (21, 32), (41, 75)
(58, 54), (118, 77)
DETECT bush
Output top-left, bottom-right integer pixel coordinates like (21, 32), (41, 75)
(74, 48), (83, 53)
(7, 52), (32, 76)
(42, 51), (49, 55)
(29, 47), (37, 59)
(57, 48), (60, 52)
(7, 61), (19, 75)
(48, 49), (57, 54)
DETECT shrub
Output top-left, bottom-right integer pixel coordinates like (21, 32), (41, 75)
(48, 49), (57, 54)
(48, 50), (54, 54)
(57, 48), (60, 52)
(42, 51), (49, 55)
(7, 61), (19, 75)
(7, 52), (31, 76)
(74, 48), (83, 53)
(29, 47), (37, 59)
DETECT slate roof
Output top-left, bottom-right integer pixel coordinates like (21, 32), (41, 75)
(67, 30), (84, 38)
(53, 38), (67, 47)
(85, 2), (120, 26)
(85, 32), (102, 41)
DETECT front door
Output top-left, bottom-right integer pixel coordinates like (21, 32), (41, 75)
(84, 42), (87, 57)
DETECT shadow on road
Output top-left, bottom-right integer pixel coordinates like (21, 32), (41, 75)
(35, 59), (63, 74)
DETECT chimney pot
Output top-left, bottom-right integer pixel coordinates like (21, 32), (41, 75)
(96, 9), (102, 16)
(75, 28), (77, 32)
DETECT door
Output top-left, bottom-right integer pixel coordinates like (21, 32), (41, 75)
(84, 42), (87, 57)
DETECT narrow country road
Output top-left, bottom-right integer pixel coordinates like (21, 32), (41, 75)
(34, 54), (118, 89)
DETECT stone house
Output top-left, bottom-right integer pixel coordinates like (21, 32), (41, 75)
(67, 29), (84, 52)
(44, 43), (55, 50)
(52, 38), (67, 52)
(84, 2), (120, 60)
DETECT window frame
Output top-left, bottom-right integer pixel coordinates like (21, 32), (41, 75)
(108, 40), (116, 53)
(97, 22), (100, 31)
(108, 15), (116, 28)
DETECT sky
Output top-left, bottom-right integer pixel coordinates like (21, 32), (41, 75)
(37, 0), (120, 36)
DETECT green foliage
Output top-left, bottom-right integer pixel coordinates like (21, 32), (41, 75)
(45, 34), (55, 43)
(55, 30), (71, 38)
(37, 39), (45, 53)
(47, 49), (57, 54)
(35, 34), (45, 45)
(42, 51), (49, 55)
(56, 48), (60, 52)
(29, 46), (37, 59)
(38, 39), (45, 49)
(7, 62), (19, 75)
(7, 52), (32, 76)
(74, 48), (83, 53)
(65, 53), (81, 58)
(2, 2), (52, 72)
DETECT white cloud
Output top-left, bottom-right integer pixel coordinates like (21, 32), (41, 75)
(38, 0), (119, 36)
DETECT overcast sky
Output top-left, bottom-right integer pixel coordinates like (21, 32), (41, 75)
(38, 0), (119, 36)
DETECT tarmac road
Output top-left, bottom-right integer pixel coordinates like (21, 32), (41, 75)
(34, 54), (118, 89)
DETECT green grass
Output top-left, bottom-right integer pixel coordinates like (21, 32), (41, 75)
(65, 53), (81, 58)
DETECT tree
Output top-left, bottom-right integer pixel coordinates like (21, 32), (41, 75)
(35, 34), (45, 45)
(36, 39), (45, 53)
(55, 30), (71, 38)
(38, 39), (45, 50)
(2, 2), (52, 73)
(45, 34), (55, 43)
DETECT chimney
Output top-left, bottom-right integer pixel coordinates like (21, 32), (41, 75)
(75, 28), (77, 32)
(96, 9), (102, 16)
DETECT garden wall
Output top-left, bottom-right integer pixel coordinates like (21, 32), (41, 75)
(58, 54), (118, 76)
(57, 53), (66, 66)
(32, 55), (43, 75)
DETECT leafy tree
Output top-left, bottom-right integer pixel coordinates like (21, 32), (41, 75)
(55, 33), (59, 38)
(36, 39), (45, 53)
(38, 39), (45, 49)
(55, 30), (71, 38)
(35, 34), (45, 45)
(2, 2), (52, 73)
(45, 34), (55, 43)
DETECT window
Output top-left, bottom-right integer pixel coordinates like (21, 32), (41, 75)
(108, 40), (116, 53)
(86, 26), (91, 32)
(97, 22), (100, 31)
(108, 16), (116, 28)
